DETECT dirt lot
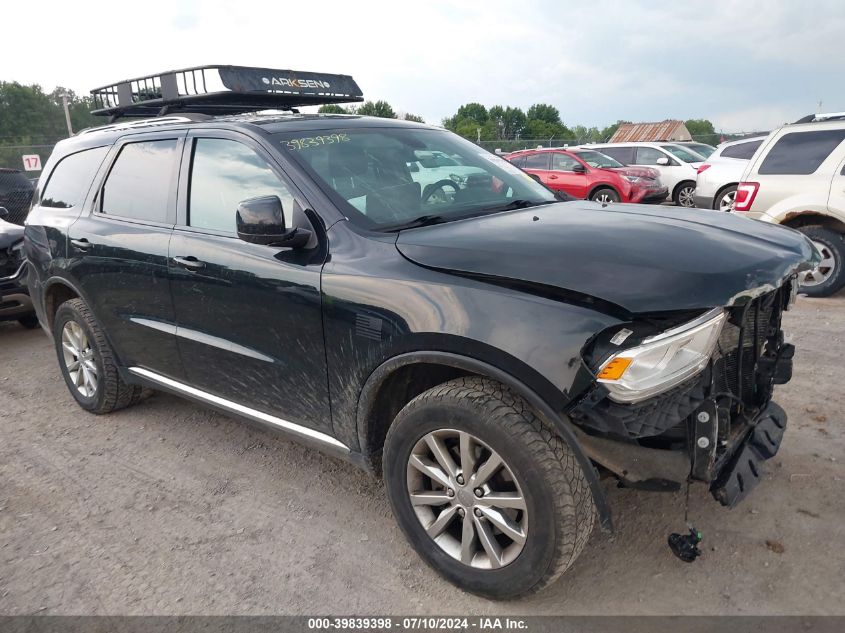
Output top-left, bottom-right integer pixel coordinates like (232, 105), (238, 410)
(0, 295), (843, 615)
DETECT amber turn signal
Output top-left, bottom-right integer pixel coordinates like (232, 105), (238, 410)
(597, 357), (633, 381)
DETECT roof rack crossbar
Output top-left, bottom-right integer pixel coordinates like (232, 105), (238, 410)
(90, 65), (363, 119)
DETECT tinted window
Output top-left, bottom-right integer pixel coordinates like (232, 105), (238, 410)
(720, 140), (763, 160)
(599, 147), (634, 164)
(101, 140), (178, 222)
(524, 153), (550, 169)
(189, 138), (295, 233)
(660, 145), (703, 163)
(759, 130), (845, 175)
(508, 155), (526, 167)
(551, 153), (581, 171)
(636, 146), (673, 165)
(40, 147), (109, 208)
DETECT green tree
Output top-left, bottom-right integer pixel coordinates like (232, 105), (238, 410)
(599, 120), (629, 142)
(318, 104), (347, 114)
(488, 106), (526, 139)
(526, 103), (561, 126)
(356, 100), (397, 119)
(685, 119), (719, 145)
(403, 113), (425, 123)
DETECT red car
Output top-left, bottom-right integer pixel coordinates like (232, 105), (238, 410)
(506, 148), (668, 204)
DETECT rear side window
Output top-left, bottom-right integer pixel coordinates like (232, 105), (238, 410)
(523, 153), (550, 169)
(600, 147), (634, 164)
(188, 138), (295, 232)
(758, 130), (845, 175)
(101, 139), (179, 222)
(720, 140), (763, 160)
(40, 147), (109, 208)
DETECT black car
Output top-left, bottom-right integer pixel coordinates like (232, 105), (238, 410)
(0, 168), (36, 225)
(24, 66), (817, 599)
(0, 209), (37, 328)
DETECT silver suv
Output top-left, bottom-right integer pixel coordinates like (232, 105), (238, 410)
(733, 114), (845, 297)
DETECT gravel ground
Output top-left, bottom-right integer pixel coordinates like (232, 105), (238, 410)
(0, 294), (843, 615)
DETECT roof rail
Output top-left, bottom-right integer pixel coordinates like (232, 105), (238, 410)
(90, 65), (363, 121)
(793, 112), (845, 124)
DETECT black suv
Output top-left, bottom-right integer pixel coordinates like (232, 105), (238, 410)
(24, 67), (816, 598)
(1, 208), (37, 327)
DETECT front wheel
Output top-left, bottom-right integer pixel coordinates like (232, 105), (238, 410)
(796, 225), (845, 297)
(383, 377), (594, 599)
(674, 182), (696, 207)
(590, 188), (620, 204)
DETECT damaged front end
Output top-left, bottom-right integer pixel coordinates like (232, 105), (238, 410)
(570, 277), (797, 507)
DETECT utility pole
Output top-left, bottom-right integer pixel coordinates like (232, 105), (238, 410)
(61, 93), (73, 136)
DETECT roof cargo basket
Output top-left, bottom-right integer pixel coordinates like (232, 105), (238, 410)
(90, 65), (363, 120)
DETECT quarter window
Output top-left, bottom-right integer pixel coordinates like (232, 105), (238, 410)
(189, 138), (295, 233)
(758, 130), (845, 175)
(599, 147), (635, 164)
(720, 140), (763, 160)
(551, 153), (581, 171)
(101, 140), (179, 222)
(523, 153), (550, 170)
(41, 146), (109, 208)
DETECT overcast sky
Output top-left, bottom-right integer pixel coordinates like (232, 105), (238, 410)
(4, 0), (843, 132)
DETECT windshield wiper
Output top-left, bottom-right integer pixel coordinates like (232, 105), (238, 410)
(485, 199), (556, 213)
(383, 215), (449, 232)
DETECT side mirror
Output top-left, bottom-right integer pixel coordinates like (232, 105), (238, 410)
(656, 157), (670, 166)
(0, 207), (8, 219)
(572, 163), (587, 173)
(236, 196), (311, 249)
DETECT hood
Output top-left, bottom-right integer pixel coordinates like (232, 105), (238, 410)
(609, 166), (660, 180)
(395, 202), (818, 315)
(0, 218), (25, 251)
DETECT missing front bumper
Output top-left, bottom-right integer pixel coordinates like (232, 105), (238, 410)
(710, 402), (787, 507)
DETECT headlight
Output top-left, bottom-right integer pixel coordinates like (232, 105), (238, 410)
(623, 175), (642, 183)
(449, 173), (466, 185)
(596, 308), (726, 403)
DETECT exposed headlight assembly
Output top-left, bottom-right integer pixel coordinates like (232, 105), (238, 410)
(623, 175), (642, 183)
(596, 308), (726, 403)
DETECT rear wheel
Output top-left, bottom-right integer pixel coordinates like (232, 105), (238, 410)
(383, 377), (594, 599)
(796, 225), (845, 297)
(674, 181), (696, 207)
(713, 184), (737, 211)
(590, 188), (619, 204)
(53, 298), (143, 413)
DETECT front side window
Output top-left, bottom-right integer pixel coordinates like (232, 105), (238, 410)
(720, 140), (763, 160)
(759, 130), (845, 175)
(41, 146), (109, 208)
(660, 145), (703, 163)
(571, 150), (623, 169)
(684, 143), (716, 158)
(636, 146), (673, 165)
(189, 138), (295, 233)
(101, 140), (179, 222)
(275, 128), (556, 230)
(551, 153), (581, 171)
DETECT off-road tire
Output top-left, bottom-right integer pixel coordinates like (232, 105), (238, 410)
(383, 376), (595, 599)
(53, 298), (143, 413)
(796, 225), (845, 297)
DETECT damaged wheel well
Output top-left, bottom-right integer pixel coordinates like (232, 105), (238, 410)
(361, 362), (469, 473)
(44, 282), (79, 328)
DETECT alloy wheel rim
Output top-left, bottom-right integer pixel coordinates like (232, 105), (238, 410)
(595, 193), (613, 204)
(406, 429), (528, 569)
(718, 190), (736, 211)
(61, 321), (98, 397)
(679, 186), (695, 207)
(800, 240), (836, 287)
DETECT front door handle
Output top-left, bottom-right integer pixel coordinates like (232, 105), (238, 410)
(548, 174), (558, 180)
(172, 256), (206, 271)
(70, 238), (93, 251)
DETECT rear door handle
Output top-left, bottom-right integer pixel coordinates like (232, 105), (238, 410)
(70, 238), (93, 251)
(172, 256), (206, 271)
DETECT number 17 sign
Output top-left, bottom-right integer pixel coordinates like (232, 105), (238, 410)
(22, 154), (42, 171)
